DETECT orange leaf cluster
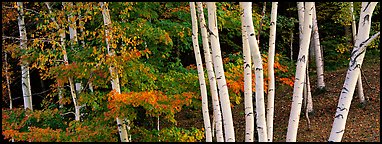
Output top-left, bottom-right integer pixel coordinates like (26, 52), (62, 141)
(107, 90), (196, 118)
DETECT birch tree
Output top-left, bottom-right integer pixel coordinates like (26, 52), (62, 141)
(45, 2), (65, 109)
(266, 2), (278, 142)
(257, 2), (267, 45)
(207, 2), (235, 142)
(63, 2), (81, 121)
(297, 2), (304, 50)
(190, 2), (212, 142)
(241, 2), (267, 142)
(312, 3), (326, 91)
(286, 2), (314, 142)
(4, 52), (13, 109)
(328, 3), (378, 141)
(350, 2), (365, 105)
(196, 2), (224, 141)
(17, 2), (33, 111)
(100, 2), (129, 142)
(239, 3), (254, 142)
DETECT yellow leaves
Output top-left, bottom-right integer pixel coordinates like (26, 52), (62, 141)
(111, 43), (117, 49)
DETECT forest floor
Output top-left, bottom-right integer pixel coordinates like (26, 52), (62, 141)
(173, 54), (380, 142)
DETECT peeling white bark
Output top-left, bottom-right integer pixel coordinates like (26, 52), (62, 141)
(17, 2), (33, 111)
(328, 2), (378, 142)
(207, 2), (235, 142)
(312, 4), (325, 90)
(196, 2), (224, 142)
(190, 2), (212, 142)
(241, 2), (268, 142)
(63, 2), (80, 121)
(286, 2), (314, 142)
(350, 2), (365, 104)
(266, 2), (278, 142)
(240, 3), (254, 142)
(100, 2), (129, 142)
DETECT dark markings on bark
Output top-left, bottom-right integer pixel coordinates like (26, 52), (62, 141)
(255, 67), (262, 71)
(257, 126), (263, 129)
(336, 129), (344, 133)
(227, 138), (234, 141)
(205, 24), (216, 37)
(245, 63), (250, 69)
(269, 89), (273, 92)
(246, 112), (253, 116)
(353, 64), (361, 70)
(362, 14), (370, 26)
(363, 2), (370, 12)
(335, 114), (344, 119)
(117, 124), (122, 127)
(215, 55), (220, 58)
(250, 33), (255, 36)
(337, 107), (347, 111)
(350, 49), (365, 67)
(298, 55), (306, 63)
(217, 76), (222, 80)
(342, 87), (349, 93)
(270, 22), (275, 26)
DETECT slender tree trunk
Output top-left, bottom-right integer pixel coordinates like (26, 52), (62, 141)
(312, 4), (326, 91)
(99, 2), (129, 142)
(190, 2), (212, 142)
(241, 2), (268, 142)
(306, 65), (313, 113)
(266, 2), (278, 142)
(297, 2), (304, 48)
(286, 2), (314, 142)
(304, 66), (311, 130)
(5, 52), (13, 109)
(45, 2), (64, 109)
(350, 2), (365, 105)
(196, 2), (224, 141)
(6, 52), (14, 142)
(17, 2), (33, 111)
(328, 2), (378, 141)
(239, 3), (254, 142)
(63, 2), (81, 121)
(207, 2), (235, 142)
(257, 2), (267, 45)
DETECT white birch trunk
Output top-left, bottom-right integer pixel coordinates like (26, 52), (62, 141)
(5, 52), (13, 109)
(312, 4), (325, 90)
(266, 2), (278, 142)
(239, 3), (254, 142)
(286, 2), (314, 142)
(306, 65), (313, 113)
(328, 2), (378, 141)
(100, 2), (129, 142)
(241, 2), (268, 142)
(190, 2), (212, 142)
(63, 2), (80, 121)
(17, 2), (33, 111)
(207, 2), (235, 142)
(297, 2), (304, 47)
(45, 2), (64, 109)
(257, 2), (267, 45)
(196, 2), (224, 141)
(350, 2), (365, 104)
